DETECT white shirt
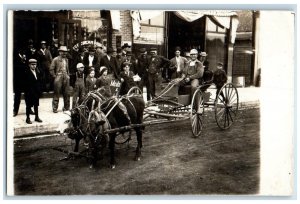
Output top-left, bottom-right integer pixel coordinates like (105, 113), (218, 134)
(89, 55), (94, 67)
(176, 56), (181, 72)
(31, 69), (37, 80)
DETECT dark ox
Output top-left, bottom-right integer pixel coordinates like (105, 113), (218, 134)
(64, 94), (145, 169)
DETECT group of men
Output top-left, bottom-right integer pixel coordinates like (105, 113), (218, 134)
(13, 40), (227, 124)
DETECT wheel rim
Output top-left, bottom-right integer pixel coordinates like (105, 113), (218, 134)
(127, 86), (143, 97)
(190, 89), (204, 137)
(215, 83), (239, 129)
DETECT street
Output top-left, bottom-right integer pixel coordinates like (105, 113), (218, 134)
(13, 108), (260, 195)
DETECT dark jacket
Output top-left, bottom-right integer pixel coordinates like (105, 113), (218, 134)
(148, 55), (170, 74)
(100, 55), (120, 80)
(136, 55), (150, 80)
(213, 69), (227, 88)
(119, 71), (136, 95)
(24, 68), (41, 106)
(83, 54), (99, 75)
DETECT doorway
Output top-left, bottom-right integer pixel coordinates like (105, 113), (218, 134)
(167, 12), (206, 58)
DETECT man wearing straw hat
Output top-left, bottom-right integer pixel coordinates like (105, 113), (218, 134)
(49, 45), (71, 113)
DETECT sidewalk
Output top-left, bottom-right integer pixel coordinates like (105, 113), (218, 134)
(12, 87), (260, 138)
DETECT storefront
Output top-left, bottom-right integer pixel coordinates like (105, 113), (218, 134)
(130, 10), (239, 79)
(13, 10), (108, 51)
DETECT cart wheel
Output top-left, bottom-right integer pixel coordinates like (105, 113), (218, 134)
(127, 86), (143, 97)
(115, 131), (131, 144)
(190, 89), (204, 137)
(215, 83), (239, 130)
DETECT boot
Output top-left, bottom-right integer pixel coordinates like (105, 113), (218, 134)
(34, 106), (43, 122)
(26, 117), (32, 124)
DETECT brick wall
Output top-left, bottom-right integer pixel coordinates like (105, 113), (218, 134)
(111, 10), (133, 49)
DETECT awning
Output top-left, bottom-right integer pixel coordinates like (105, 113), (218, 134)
(131, 10), (239, 44)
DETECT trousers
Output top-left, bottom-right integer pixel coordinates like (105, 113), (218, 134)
(52, 74), (70, 111)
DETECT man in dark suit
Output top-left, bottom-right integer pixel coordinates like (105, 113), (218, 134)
(100, 47), (120, 80)
(24, 59), (43, 124)
(136, 48), (150, 97)
(83, 46), (99, 76)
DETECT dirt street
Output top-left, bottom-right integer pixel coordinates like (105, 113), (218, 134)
(12, 108), (260, 195)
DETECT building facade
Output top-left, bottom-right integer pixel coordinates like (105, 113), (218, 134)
(13, 10), (257, 87)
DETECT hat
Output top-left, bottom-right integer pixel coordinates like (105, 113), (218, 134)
(217, 62), (223, 66)
(185, 52), (190, 57)
(117, 47), (122, 53)
(139, 48), (146, 53)
(126, 51), (132, 56)
(41, 41), (46, 44)
(150, 47), (157, 52)
(28, 59), (37, 64)
(200, 52), (208, 57)
(99, 66), (108, 76)
(76, 63), (85, 69)
(174, 46), (181, 52)
(121, 43), (131, 49)
(107, 47), (116, 54)
(123, 61), (132, 67)
(190, 49), (198, 55)
(58, 46), (68, 52)
(88, 47), (95, 52)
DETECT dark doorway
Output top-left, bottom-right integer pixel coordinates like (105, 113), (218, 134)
(168, 12), (205, 58)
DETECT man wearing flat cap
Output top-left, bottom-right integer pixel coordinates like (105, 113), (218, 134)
(49, 45), (70, 113)
(24, 59), (43, 124)
(100, 47), (120, 80)
(169, 46), (188, 79)
(147, 47), (170, 99)
(37, 41), (53, 92)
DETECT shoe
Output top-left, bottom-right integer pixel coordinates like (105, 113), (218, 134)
(63, 108), (70, 112)
(26, 118), (32, 124)
(13, 111), (17, 117)
(29, 109), (35, 115)
(35, 117), (43, 123)
(53, 110), (58, 113)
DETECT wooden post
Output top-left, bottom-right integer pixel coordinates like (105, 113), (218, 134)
(226, 16), (234, 83)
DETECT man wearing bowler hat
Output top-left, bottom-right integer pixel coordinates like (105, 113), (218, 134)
(147, 47), (170, 99)
(24, 59), (43, 124)
(49, 45), (71, 113)
(121, 43), (131, 57)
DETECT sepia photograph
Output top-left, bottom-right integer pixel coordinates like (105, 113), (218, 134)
(4, 4), (295, 198)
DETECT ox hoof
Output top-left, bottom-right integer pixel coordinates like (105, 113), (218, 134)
(110, 164), (116, 169)
(135, 156), (141, 161)
(89, 165), (94, 169)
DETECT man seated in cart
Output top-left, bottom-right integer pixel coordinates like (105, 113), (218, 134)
(179, 49), (204, 96)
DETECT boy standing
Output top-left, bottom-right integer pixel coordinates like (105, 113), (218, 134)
(72, 63), (85, 109)
(213, 62), (227, 100)
(119, 62), (136, 95)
